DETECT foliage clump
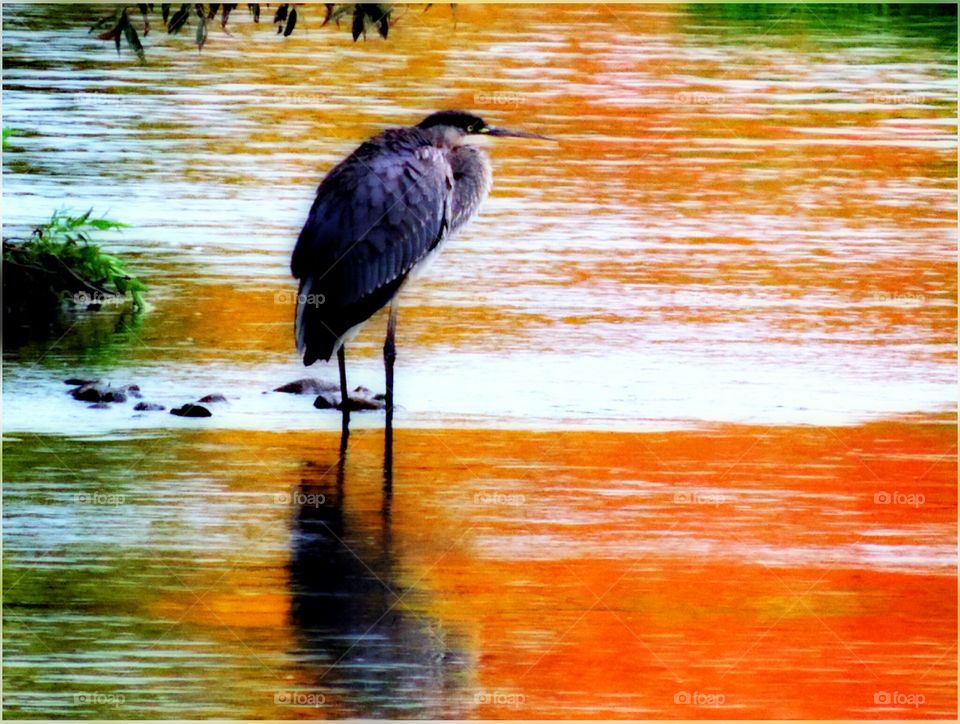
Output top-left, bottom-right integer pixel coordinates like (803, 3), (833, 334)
(3, 210), (146, 331)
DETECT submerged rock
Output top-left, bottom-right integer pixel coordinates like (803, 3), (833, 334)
(198, 393), (227, 404)
(275, 378), (340, 395)
(64, 377), (98, 386)
(313, 393), (338, 410)
(122, 384), (142, 399)
(340, 396), (386, 412)
(170, 404), (212, 418)
(313, 385), (387, 412)
(71, 382), (127, 403)
(350, 386), (388, 410)
(87, 402), (111, 410)
(134, 402), (165, 412)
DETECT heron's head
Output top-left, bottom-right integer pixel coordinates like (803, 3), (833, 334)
(417, 110), (552, 145)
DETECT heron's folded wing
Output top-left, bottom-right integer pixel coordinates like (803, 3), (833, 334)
(291, 138), (453, 306)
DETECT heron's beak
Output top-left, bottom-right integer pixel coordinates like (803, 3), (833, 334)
(484, 126), (556, 142)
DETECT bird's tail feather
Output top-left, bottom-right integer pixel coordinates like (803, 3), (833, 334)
(294, 272), (409, 367)
(295, 277), (336, 365)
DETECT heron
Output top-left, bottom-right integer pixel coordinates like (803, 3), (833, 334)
(291, 110), (551, 416)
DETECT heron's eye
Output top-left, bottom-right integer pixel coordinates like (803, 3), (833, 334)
(467, 124), (476, 132)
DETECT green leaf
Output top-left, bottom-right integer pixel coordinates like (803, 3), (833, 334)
(121, 9), (146, 60)
(3, 128), (24, 150)
(196, 14), (208, 51)
(115, 13), (125, 55)
(88, 14), (116, 34)
(89, 218), (128, 230)
(352, 6), (364, 41)
(168, 4), (190, 33)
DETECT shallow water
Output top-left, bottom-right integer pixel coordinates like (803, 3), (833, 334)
(3, 2), (957, 432)
(4, 424), (956, 718)
(2, 2), (957, 719)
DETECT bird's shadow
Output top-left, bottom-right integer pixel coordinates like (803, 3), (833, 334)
(286, 412), (472, 717)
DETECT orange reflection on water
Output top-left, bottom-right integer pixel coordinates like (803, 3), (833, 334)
(138, 421), (956, 718)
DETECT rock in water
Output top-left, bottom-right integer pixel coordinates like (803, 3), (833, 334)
(65, 377), (98, 386)
(170, 404), (212, 418)
(313, 387), (387, 411)
(71, 382), (127, 403)
(122, 384), (143, 399)
(276, 378), (340, 395)
(313, 393), (338, 409)
(198, 393), (227, 403)
(134, 402), (165, 412)
(339, 396), (386, 411)
(350, 386), (387, 410)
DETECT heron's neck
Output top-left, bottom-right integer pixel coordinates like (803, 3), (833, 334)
(421, 126), (465, 148)
(449, 144), (493, 233)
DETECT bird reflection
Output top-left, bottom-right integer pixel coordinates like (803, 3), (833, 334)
(288, 412), (470, 717)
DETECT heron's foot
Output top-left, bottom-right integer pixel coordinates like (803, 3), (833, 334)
(313, 386), (387, 412)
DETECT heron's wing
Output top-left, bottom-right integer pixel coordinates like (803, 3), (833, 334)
(291, 130), (454, 364)
(291, 132), (453, 305)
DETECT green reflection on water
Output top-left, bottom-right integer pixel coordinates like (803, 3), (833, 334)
(683, 2), (958, 54)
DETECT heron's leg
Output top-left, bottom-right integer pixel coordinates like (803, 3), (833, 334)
(384, 298), (399, 415)
(337, 344), (351, 428)
(382, 403), (393, 536)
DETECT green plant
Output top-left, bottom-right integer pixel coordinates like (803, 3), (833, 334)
(3, 210), (146, 327)
(3, 127), (24, 149)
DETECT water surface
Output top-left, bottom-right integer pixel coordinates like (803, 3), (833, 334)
(3, 3), (957, 719)
(3, 2), (956, 432)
